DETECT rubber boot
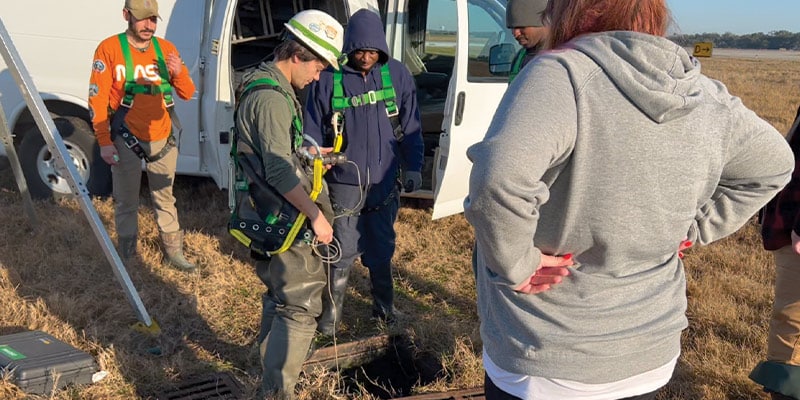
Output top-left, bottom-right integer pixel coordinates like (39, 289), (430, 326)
(368, 263), (398, 323)
(160, 230), (196, 271)
(317, 265), (351, 336)
(118, 235), (137, 261)
(260, 311), (317, 399)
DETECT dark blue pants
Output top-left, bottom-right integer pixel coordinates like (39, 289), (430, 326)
(329, 178), (399, 267)
(317, 177), (399, 334)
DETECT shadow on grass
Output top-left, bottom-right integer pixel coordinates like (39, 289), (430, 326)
(0, 172), (261, 398)
(1, 170), (736, 399)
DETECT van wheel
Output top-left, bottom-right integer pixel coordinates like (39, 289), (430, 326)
(18, 116), (112, 199)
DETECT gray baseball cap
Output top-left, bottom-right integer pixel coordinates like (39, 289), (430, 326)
(506, 0), (547, 28)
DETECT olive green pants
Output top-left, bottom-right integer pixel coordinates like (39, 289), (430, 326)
(112, 136), (180, 237)
(256, 243), (327, 399)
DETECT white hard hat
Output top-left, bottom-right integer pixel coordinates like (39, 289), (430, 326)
(285, 9), (345, 70)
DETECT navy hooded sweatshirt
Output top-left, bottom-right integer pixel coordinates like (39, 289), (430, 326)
(303, 8), (424, 186)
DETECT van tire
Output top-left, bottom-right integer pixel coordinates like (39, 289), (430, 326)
(19, 116), (112, 199)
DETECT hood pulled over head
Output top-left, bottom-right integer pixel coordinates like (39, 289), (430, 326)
(343, 8), (390, 64)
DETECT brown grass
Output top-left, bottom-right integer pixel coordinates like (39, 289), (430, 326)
(1, 56), (799, 399)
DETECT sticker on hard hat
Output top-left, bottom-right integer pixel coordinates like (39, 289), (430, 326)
(324, 26), (338, 40)
(307, 22), (339, 40)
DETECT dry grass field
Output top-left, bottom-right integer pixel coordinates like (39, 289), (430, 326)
(1, 55), (800, 399)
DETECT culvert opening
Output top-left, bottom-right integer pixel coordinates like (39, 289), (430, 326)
(338, 335), (440, 399)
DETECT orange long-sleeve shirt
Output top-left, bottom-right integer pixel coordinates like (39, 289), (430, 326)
(88, 34), (195, 147)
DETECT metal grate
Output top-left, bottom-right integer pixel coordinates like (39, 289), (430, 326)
(156, 372), (243, 400)
(392, 388), (485, 399)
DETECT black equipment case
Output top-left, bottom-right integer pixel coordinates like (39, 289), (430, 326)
(0, 330), (98, 394)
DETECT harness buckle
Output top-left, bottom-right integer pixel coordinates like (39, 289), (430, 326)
(350, 95), (362, 107)
(386, 107), (399, 118)
(366, 90), (378, 104)
(120, 130), (151, 162)
(121, 131), (140, 149)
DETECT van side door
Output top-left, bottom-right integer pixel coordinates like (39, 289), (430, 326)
(432, 0), (514, 219)
(160, 1), (207, 176)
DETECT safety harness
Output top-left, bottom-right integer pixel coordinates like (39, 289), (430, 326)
(110, 33), (180, 162)
(508, 47), (526, 83)
(228, 77), (339, 256)
(332, 63), (405, 142)
(328, 62), (408, 216)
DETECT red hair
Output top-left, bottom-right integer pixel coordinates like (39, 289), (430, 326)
(544, 0), (670, 49)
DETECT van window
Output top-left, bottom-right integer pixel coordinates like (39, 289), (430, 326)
(404, 0), (454, 137)
(410, 0), (455, 78)
(467, 1), (516, 82)
(404, 0), (513, 87)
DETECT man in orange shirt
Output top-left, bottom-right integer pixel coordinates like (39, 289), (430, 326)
(88, 0), (196, 271)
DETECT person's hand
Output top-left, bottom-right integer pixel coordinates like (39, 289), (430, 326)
(100, 144), (119, 165)
(304, 146), (333, 155)
(791, 231), (800, 255)
(403, 170), (422, 193)
(513, 253), (574, 294)
(302, 146), (335, 170)
(165, 53), (184, 78)
(678, 238), (693, 259)
(310, 211), (333, 244)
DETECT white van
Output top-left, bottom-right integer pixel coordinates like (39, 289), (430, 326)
(0, 0), (518, 219)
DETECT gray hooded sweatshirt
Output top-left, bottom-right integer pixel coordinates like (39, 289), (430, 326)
(464, 31), (793, 383)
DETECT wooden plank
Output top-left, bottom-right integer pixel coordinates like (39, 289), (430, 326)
(302, 334), (392, 372)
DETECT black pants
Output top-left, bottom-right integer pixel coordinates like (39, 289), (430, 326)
(485, 373), (660, 400)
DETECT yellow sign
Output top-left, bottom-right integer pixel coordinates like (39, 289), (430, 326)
(693, 42), (713, 57)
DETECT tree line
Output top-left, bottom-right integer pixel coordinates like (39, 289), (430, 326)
(669, 31), (800, 50)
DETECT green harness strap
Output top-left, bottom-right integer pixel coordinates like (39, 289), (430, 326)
(229, 77), (321, 256)
(508, 47), (526, 83)
(332, 63), (398, 117)
(237, 78), (304, 151)
(117, 33), (174, 108)
(230, 77), (305, 192)
(113, 33), (180, 163)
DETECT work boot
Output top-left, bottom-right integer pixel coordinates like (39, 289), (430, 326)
(317, 265), (351, 336)
(368, 263), (397, 324)
(118, 235), (138, 261)
(160, 230), (196, 272)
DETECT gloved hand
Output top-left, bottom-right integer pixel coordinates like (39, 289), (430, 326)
(403, 170), (422, 193)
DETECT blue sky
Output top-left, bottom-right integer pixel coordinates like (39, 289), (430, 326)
(428, 0), (799, 35)
(668, 0), (799, 34)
